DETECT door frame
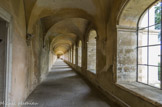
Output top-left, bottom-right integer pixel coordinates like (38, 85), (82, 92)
(0, 7), (12, 106)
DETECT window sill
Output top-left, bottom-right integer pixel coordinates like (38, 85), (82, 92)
(87, 69), (96, 74)
(116, 82), (162, 106)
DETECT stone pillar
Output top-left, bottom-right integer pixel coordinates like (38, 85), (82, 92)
(76, 44), (78, 66)
(73, 45), (76, 64)
(78, 41), (82, 67)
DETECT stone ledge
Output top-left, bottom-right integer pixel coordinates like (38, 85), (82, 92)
(116, 25), (137, 32)
(65, 61), (128, 107)
(116, 82), (162, 106)
(87, 69), (96, 75)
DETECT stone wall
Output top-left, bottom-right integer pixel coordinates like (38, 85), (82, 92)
(64, 0), (160, 106)
(49, 52), (57, 72)
(0, 0), (161, 107)
(117, 26), (137, 82)
(0, 1), (51, 106)
(78, 41), (82, 67)
(87, 30), (97, 73)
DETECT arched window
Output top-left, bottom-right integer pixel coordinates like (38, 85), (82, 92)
(117, 0), (162, 88)
(87, 30), (97, 73)
(137, 1), (162, 88)
(78, 40), (82, 67)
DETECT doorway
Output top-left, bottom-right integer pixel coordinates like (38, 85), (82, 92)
(0, 18), (8, 106)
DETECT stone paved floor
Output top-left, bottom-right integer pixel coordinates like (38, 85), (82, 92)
(24, 59), (114, 107)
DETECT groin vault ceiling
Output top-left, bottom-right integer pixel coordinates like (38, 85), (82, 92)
(24, 0), (104, 55)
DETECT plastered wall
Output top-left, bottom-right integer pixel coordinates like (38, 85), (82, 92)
(0, 0), (51, 106)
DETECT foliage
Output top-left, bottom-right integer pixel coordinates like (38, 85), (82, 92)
(155, 2), (161, 40)
(155, 2), (161, 29)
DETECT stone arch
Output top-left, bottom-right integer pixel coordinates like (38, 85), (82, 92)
(117, 0), (156, 27)
(28, 8), (94, 34)
(44, 18), (88, 53)
(87, 30), (97, 73)
(44, 18), (89, 43)
(50, 34), (76, 54)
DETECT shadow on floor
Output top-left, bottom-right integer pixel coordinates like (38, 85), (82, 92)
(23, 60), (120, 107)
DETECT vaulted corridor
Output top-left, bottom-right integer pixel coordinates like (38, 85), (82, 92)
(24, 59), (113, 107)
(0, 0), (162, 107)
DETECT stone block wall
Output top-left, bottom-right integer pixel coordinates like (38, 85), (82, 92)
(117, 26), (137, 82)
